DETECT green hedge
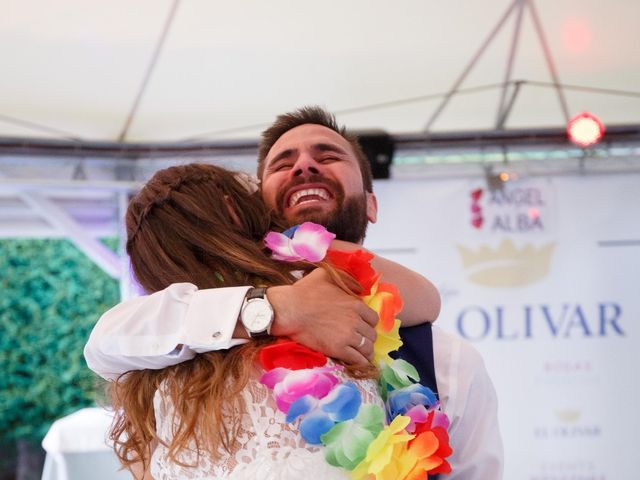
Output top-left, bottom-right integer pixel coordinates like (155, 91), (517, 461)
(0, 239), (119, 443)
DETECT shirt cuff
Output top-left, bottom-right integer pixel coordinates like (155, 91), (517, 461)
(181, 286), (251, 349)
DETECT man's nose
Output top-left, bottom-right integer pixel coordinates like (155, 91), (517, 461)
(292, 153), (320, 178)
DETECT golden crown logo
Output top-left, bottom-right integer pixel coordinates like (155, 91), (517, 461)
(457, 238), (555, 287)
(555, 409), (581, 424)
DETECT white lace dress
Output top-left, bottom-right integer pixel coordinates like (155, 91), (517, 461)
(150, 361), (384, 479)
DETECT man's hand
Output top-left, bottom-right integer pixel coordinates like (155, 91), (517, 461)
(267, 268), (378, 366)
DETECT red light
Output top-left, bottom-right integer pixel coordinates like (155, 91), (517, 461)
(567, 112), (605, 147)
(562, 18), (592, 53)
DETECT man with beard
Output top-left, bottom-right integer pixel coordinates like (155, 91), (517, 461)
(85, 107), (503, 479)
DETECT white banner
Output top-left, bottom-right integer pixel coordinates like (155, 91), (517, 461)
(367, 171), (640, 479)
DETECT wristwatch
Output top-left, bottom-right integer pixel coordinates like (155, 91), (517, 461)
(240, 287), (274, 338)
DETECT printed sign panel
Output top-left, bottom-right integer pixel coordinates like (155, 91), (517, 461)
(368, 172), (639, 480)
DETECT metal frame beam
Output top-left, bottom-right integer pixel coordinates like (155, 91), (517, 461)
(1, 124), (640, 160)
(425, 0), (570, 131)
(18, 191), (121, 278)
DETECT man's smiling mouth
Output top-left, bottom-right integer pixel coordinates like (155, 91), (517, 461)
(287, 187), (332, 208)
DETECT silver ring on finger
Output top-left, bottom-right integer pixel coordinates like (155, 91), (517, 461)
(357, 334), (366, 348)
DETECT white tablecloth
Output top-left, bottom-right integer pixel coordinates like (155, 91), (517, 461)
(41, 407), (131, 480)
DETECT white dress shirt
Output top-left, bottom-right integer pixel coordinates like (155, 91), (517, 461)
(432, 327), (504, 479)
(84, 282), (503, 479)
(84, 283), (250, 379)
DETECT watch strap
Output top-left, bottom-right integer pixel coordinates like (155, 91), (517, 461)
(250, 330), (270, 338)
(246, 286), (267, 301)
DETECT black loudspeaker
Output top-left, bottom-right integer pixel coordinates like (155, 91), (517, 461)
(356, 132), (395, 180)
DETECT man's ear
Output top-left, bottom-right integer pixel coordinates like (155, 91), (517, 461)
(366, 192), (378, 224)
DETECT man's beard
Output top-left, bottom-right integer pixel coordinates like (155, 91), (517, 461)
(287, 195), (369, 244)
(274, 176), (370, 243)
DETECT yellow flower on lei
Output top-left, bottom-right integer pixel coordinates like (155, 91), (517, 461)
(373, 319), (402, 367)
(351, 415), (415, 480)
(364, 280), (403, 367)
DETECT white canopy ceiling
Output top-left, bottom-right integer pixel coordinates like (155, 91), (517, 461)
(1, 0), (639, 143)
(1, 0), (639, 281)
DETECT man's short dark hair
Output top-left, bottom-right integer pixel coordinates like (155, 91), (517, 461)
(257, 106), (374, 193)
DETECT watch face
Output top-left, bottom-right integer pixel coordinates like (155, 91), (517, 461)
(242, 300), (273, 333)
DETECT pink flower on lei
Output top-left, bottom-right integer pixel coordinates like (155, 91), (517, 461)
(260, 365), (341, 414)
(404, 404), (450, 434)
(264, 222), (335, 262)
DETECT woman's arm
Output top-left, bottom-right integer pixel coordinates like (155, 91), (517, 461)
(330, 240), (441, 327)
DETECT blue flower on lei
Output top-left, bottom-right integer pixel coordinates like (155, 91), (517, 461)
(286, 382), (362, 444)
(386, 383), (438, 420)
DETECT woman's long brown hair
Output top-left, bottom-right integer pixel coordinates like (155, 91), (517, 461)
(108, 163), (374, 474)
(109, 163), (305, 471)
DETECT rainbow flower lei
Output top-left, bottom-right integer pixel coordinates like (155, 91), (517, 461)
(261, 223), (453, 478)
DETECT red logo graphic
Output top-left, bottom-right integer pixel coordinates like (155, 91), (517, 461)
(470, 188), (484, 229)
